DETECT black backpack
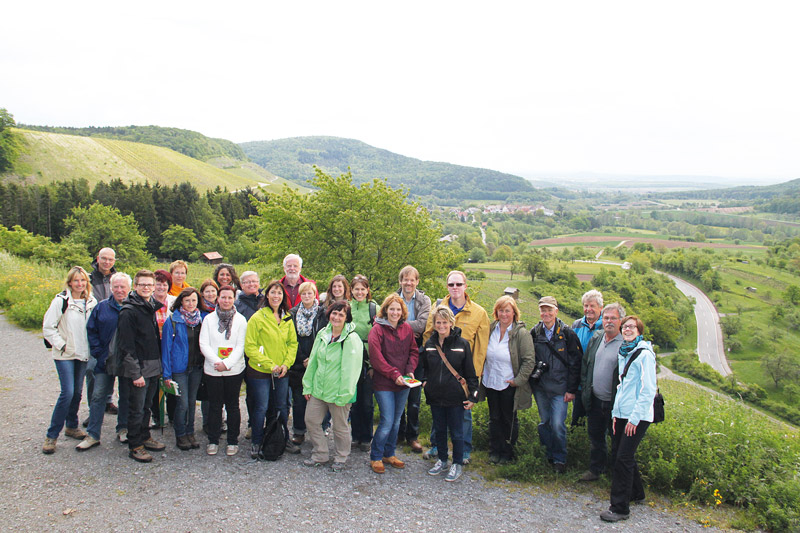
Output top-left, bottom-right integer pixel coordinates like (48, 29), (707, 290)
(259, 379), (286, 461)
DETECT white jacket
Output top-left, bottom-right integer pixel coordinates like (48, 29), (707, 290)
(199, 310), (247, 376)
(42, 291), (98, 362)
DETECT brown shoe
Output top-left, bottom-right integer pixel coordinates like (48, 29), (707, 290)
(186, 433), (199, 449)
(371, 460), (385, 474)
(407, 440), (423, 453)
(176, 435), (192, 451)
(291, 434), (305, 445)
(42, 437), (57, 454)
(143, 438), (166, 451)
(382, 456), (405, 469)
(64, 427), (87, 440)
(129, 446), (153, 463)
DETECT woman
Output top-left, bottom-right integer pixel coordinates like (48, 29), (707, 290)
(213, 263), (241, 295)
(161, 287), (209, 450)
(42, 266), (98, 454)
(367, 294), (418, 474)
(199, 285), (247, 456)
(288, 281), (325, 445)
(600, 315), (658, 523)
(477, 296), (535, 464)
(200, 279), (219, 312)
(244, 280), (299, 458)
(349, 274), (377, 451)
(302, 300), (363, 471)
(421, 306), (478, 482)
(153, 269), (176, 336)
(319, 275), (351, 313)
(168, 260), (190, 297)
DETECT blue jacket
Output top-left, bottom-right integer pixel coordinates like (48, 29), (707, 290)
(87, 297), (123, 373)
(161, 310), (207, 380)
(572, 316), (603, 353)
(612, 339), (658, 426)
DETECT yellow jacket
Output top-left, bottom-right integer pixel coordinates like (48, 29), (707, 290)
(423, 294), (490, 377)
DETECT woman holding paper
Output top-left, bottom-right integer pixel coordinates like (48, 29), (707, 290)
(367, 294), (418, 474)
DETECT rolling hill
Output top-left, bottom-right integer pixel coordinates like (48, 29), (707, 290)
(240, 136), (550, 202)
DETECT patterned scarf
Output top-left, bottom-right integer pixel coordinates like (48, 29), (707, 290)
(180, 308), (202, 327)
(296, 301), (319, 337)
(619, 335), (643, 358)
(216, 307), (235, 340)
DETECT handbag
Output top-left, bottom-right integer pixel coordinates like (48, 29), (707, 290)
(435, 344), (471, 400)
(620, 348), (664, 424)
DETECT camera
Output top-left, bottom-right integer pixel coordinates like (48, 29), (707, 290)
(529, 360), (548, 383)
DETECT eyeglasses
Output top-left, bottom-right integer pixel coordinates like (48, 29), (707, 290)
(447, 282), (464, 287)
(137, 283), (155, 288)
(621, 323), (638, 331)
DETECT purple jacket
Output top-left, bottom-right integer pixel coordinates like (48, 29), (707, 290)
(368, 318), (418, 392)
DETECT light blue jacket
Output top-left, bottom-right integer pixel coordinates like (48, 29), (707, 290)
(612, 339), (657, 426)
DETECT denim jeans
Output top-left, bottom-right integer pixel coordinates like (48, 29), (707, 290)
(350, 367), (374, 443)
(47, 359), (87, 439)
(371, 388), (410, 461)
(85, 362), (112, 407)
(398, 382), (421, 441)
(429, 406), (473, 454)
(533, 389), (569, 464)
(172, 366), (203, 437)
(586, 394), (614, 474)
(248, 375), (289, 446)
(431, 404), (465, 464)
(87, 371), (129, 440)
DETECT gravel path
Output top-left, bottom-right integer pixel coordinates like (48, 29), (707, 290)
(0, 313), (720, 532)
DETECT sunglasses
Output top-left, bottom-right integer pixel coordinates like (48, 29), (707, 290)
(447, 282), (465, 287)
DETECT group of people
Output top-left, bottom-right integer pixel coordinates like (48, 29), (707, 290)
(41, 249), (658, 520)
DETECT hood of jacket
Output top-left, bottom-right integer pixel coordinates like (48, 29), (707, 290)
(123, 290), (164, 313)
(317, 321), (357, 344)
(374, 317), (406, 329)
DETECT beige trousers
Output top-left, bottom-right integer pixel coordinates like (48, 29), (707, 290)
(305, 396), (352, 463)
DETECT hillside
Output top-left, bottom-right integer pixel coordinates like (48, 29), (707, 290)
(4, 129), (298, 193)
(654, 177), (800, 201)
(240, 136), (550, 202)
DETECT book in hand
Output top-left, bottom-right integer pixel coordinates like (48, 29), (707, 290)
(218, 347), (232, 359)
(402, 375), (422, 388)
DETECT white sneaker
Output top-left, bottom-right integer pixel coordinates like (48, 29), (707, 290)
(226, 445), (239, 456)
(445, 463), (463, 482)
(207, 444), (219, 455)
(117, 429), (128, 443)
(428, 459), (448, 476)
(76, 436), (100, 451)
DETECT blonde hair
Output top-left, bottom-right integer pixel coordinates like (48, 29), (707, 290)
(65, 266), (92, 300)
(431, 305), (455, 326)
(492, 295), (520, 322)
(169, 260), (188, 274)
(298, 281), (316, 295)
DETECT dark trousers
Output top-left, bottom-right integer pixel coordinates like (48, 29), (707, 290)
(609, 418), (650, 515)
(350, 367), (374, 442)
(586, 395), (613, 474)
(398, 383), (421, 442)
(205, 372), (244, 445)
(431, 404), (465, 464)
(124, 376), (159, 450)
(571, 392), (587, 426)
(486, 386), (518, 460)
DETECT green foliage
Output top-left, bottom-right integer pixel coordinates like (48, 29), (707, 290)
(0, 252), (65, 329)
(785, 284), (800, 305)
(492, 244), (513, 261)
(252, 168), (452, 296)
(64, 203), (150, 267)
(0, 225), (91, 267)
(468, 247), (487, 263)
(516, 250), (549, 282)
(0, 108), (21, 172)
(761, 352), (800, 388)
(160, 224), (200, 260)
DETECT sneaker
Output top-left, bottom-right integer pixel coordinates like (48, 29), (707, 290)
(226, 445), (239, 456)
(105, 403), (118, 415)
(244, 427), (252, 440)
(76, 436), (100, 451)
(422, 446), (438, 460)
(382, 456), (405, 469)
(176, 435), (192, 451)
(370, 460), (385, 474)
(285, 441), (301, 454)
(331, 461), (346, 472)
(359, 442), (371, 452)
(42, 437), (57, 454)
(444, 463), (463, 482)
(250, 444), (259, 459)
(64, 427), (87, 440)
(579, 470), (600, 482)
(600, 510), (630, 522)
(462, 449), (471, 465)
(428, 459), (448, 476)
(129, 446), (153, 462)
(304, 458), (328, 467)
(292, 434), (305, 445)
(206, 444), (219, 455)
(187, 433), (199, 449)
(117, 429), (128, 443)
(143, 438), (166, 451)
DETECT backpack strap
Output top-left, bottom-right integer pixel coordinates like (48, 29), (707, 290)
(619, 348), (645, 381)
(60, 290), (69, 314)
(369, 301), (377, 325)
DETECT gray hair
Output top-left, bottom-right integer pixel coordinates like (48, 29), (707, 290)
(283, 254), (303, 268)
(240, 270), (259, 282)
(602, 302), (625, 319)
(110, 272), (132, 287)
(581, 289), (604, 308)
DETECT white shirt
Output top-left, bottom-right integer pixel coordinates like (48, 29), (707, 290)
(482, 323), (514, 391)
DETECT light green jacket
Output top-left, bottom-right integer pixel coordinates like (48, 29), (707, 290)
(302, 322), (363, 406)
(245, 308), (298, 374)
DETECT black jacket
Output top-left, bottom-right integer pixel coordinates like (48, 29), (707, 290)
(235, 290), (263, 321)
(89, 260), (117, 302)
(117, 291), (163, 380)
(421, 327), (479, 407)
(531, 318), (583, 397)
(288, 303), (326, 389)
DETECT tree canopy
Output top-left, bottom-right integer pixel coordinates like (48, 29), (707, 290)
(64, 203), (150, 266)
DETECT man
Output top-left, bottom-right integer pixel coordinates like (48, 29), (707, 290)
(78, 272), (133, 450)
(396, 265), (431, 453)
(235, 271), (263, 321)
(422, 270), (489, 464)
(530, 296), (582, 473)
(86, 247), (118, 417)
(571, 290), (604, 426)
(280, 254), (316, 308)
(578, 302), (625, 481)
(117, 270), (166, 462)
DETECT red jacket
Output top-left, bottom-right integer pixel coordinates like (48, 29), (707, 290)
(368, 318), (419, 392)
(280, 274), (317, 308)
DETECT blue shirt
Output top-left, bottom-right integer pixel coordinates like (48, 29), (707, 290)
(544, 322), (555, 341)
(449, 299), (465, 316)
(404, 294), (416, 322)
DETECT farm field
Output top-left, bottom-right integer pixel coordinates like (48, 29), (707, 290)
(529, 234), (765, 250)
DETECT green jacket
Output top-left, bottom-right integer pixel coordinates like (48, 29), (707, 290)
(302, 322), (363, 406)
(244, 308), (298, 374)
(477, 321), (536, 411)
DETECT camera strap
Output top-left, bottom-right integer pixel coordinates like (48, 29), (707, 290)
(435, 344), (470, 400)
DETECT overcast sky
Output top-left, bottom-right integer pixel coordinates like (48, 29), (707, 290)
(2, 1), (798, 182)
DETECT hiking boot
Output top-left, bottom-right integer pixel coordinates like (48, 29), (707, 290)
(331, 461), (346, 472)
(186, 433), (199, 449)
(250, 444), (259, 459)
(176, 435), (192, 451)
(117, 429), (128, 443)
(428, 459), (448, 476)
(359, 441), (371, 452)
(408, 439), (423, 453)
(129, 446), (153, 463)
(285, 441), (301, 454)
(226, 445), (239, 456)
(382, 456), (405, 469)
(42, 437), (57, 454)
(105, 403), (118, 414)
(371, 460), (385, 474)
(76, 436), (100, 451)
(552, 462), (566, 474)
(579, 470), (600, 482)
(143, 437), (166, 451)
(65, 427), (87, 440)
(206, 443), (219, 455)
(600, 510), (630, 522)
(444, 463), (463, 482)
(292, 434), (305, 445)
(489, 453), (501, 464)
(304, 458), (328, 467)
(422, 446), (438, 460)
